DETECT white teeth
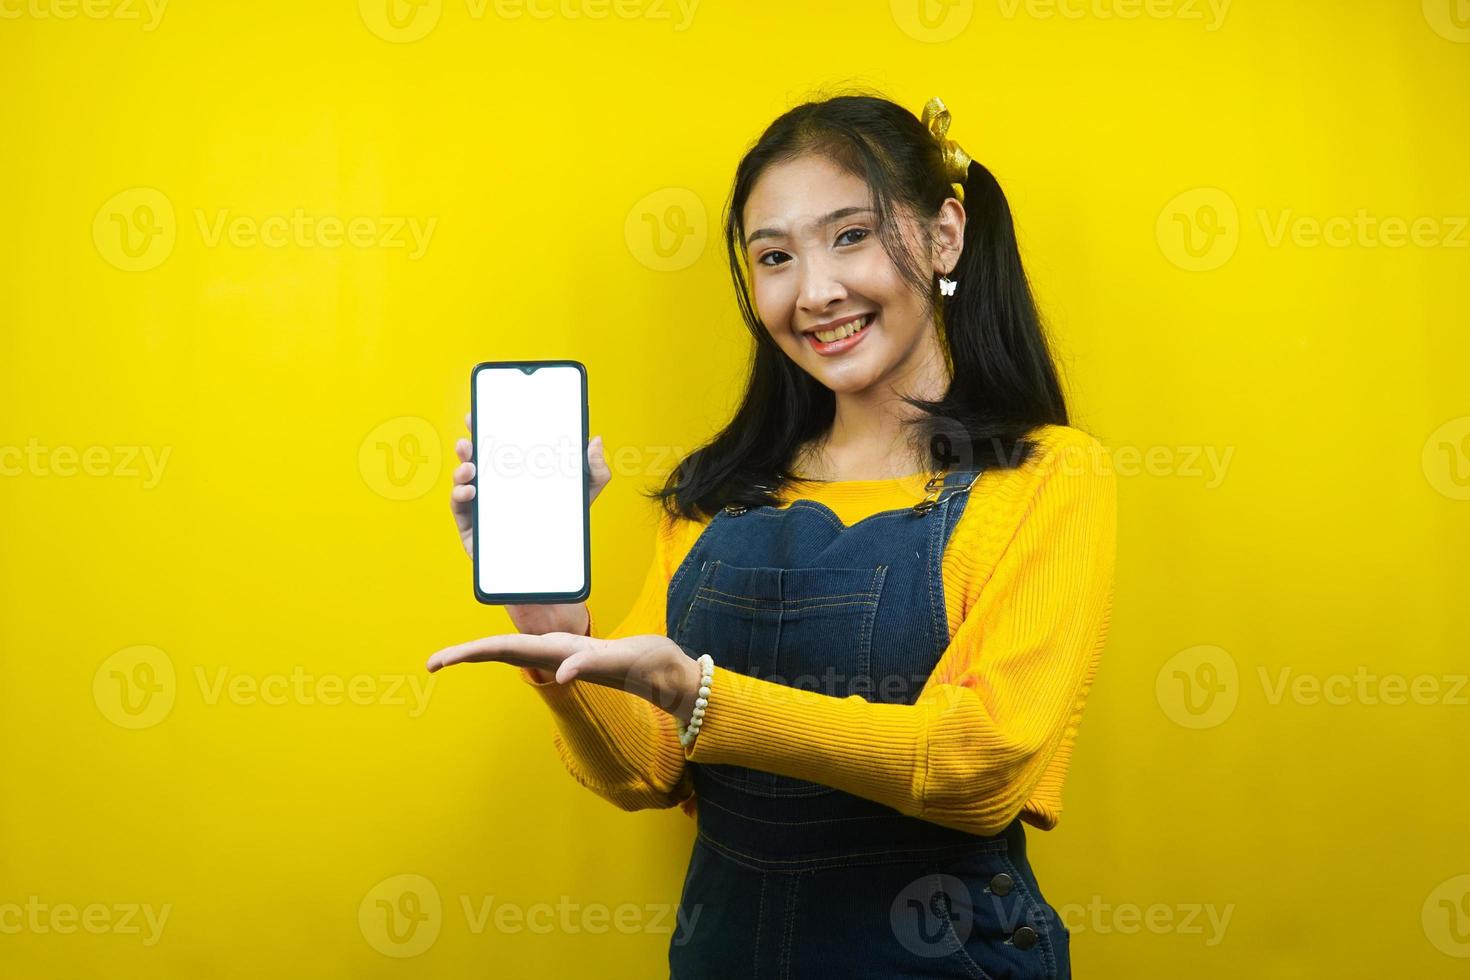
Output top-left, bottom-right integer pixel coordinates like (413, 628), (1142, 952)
(813, 314), (871, 344)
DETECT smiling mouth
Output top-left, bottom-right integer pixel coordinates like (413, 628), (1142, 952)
(806, 312), (874, 344)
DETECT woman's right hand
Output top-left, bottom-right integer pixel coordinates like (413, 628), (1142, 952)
(450, 412), (611, 640)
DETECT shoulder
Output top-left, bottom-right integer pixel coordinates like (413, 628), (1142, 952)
(975, 424), (1110, 499)
(956, 424), (1114, 544)
(1025, 423), (1108, 462)
(654, 508), (714, 581)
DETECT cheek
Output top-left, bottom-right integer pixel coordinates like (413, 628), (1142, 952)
(752, 276), (794, 328)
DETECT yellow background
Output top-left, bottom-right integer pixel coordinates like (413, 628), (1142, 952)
(2, 0), (1467, 976)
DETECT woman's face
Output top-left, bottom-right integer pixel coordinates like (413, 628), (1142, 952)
(742, 153), (942, 396)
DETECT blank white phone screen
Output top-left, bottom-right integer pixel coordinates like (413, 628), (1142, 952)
(474, 365), (586, 597)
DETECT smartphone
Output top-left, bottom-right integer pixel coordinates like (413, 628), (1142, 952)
(470, 360), (591, 605)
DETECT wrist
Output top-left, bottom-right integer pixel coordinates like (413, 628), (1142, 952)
(667, 650), (703, 724)
(673, 653), (715, 748)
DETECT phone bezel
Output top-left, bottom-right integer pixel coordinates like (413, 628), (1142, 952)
(469, 359), (591, 605)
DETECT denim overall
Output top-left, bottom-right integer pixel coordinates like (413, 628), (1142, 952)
(664, 468), (1071, 980)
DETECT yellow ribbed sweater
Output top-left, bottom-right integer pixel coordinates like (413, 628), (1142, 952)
(520, 424), (1117, 837)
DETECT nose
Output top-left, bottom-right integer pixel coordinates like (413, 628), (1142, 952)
(797, 253), (847, 314)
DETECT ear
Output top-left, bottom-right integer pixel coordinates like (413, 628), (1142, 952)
(930, 197), (966, 276)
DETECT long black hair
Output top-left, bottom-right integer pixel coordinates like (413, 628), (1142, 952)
(646, 91), (1070, 523)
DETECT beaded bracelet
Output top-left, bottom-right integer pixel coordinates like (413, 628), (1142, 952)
(675, 654), (715, 749)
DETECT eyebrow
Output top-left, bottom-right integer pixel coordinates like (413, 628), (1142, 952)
(744, 206), (876, 248)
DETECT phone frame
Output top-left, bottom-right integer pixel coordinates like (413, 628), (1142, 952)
(470, 359), (591, 606)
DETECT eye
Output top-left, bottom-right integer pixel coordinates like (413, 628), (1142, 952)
(757, 250), (791, 267)
(837, 227), (871, 246)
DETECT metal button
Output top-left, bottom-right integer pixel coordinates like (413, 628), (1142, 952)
(1011, 925), (1038, 950)
(988, 872), (1014, 896)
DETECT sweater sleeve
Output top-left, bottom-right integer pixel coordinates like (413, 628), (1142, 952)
(517, 516), (696, 813)
(681, 433), (1117, 836)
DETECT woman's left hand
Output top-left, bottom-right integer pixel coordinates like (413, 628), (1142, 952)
(425, 632), (702, 722)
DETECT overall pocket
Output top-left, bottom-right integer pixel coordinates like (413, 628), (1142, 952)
(672, 560), (887, 797)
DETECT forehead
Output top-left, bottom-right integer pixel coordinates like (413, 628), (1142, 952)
(743, 155), (873, 237)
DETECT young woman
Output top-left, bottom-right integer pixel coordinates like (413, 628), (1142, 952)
(433, 92), (1116, 979)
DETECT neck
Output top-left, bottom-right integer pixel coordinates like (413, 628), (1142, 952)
(801, 329), (951, 481)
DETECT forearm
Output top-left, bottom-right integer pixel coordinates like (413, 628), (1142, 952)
(520, 609), (690, 808)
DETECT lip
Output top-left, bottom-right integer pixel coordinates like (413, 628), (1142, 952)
(806, 313), (874, 357)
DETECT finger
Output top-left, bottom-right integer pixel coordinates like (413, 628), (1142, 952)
(451, 483), (475, 503)
(455, 438), (472, 463)
(426, 632), (574, 673)
(555, 651), (591, 684)
(453, 459), (475, 484)
(588, 435), (611, 503)
(464, 412), (471, 431)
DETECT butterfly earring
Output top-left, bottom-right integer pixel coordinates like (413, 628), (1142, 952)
(938, 273), (957, 297)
